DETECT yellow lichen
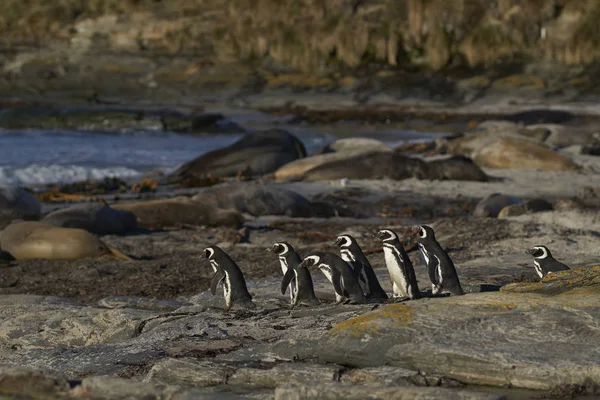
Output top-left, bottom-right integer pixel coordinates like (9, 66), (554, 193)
(327, 304), (414, 338)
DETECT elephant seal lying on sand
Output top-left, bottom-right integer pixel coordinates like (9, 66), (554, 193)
(0, 221), (131, 260)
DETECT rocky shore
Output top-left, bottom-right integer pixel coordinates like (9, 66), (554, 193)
(1, 111), (600, 399)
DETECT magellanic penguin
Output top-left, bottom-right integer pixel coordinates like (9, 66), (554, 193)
(374, 229), (420, 300)
(299, 252), (366, 304)
(204, 245), (255, 311)
(417, 225), (464, 296)
(334, 234), (388, 301)
(269, 242), (320, 307)
(525, 245), (570, 279)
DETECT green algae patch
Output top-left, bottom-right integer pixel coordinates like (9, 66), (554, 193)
(327, 304), (413, 338)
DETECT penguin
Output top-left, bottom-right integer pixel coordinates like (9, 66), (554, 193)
(374, 229), (420, 300)
(204, 245), (255, 311)
(333, 234), (388, 301)
(417, 225), (464, 296)
(269, 242), (320, 307)
(525, 245), (570, 279)
(299, 252), (366, 304)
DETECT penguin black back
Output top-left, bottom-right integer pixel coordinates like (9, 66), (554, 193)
(417, 225), (464, 296)
(300, 252), (366, 304)
(334, 234), (388, 300)
(204, 245), (254, 311)
(525, 245), (570, 279)
(271, 242), (319, 306)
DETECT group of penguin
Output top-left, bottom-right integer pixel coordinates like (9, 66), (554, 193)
(203, 225), (571, 311)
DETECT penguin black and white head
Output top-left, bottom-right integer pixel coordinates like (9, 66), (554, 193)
(299, 252), (366, 304)
(333, 234), (388, 301)
(269, 241), (319, 307)
(415, 225), (464, 296)
(525, 245), (570, 279)
(374, 229), (420, 300)
(203, 245), (255, 312)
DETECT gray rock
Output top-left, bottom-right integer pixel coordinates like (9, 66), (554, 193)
(0, 366), (70, 398)
(98, 296), (192, 312)
(227, 363), (342, 389)
(315, 138), (393, 154)
(42, 203), (137, 235)
(274, 383), (506, 400)
(145, 358), (236, 388)
(340, 366), (415, 386)
(317, 284), (600, 391)
(168, 129), (306, 184)
(497, 198), (553, 218)
(0, 186), (41, 229)
(192, 183), (317, 217)
(473, 193), (522, 218)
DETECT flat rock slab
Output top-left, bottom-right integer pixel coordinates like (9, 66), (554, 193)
(318, 266), (600, 392)
(274, 383), (506, 400)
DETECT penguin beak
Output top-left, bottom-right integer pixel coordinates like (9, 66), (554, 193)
(298, 259), (309, 268)
(525, 248), (536, 255)
(373, 231), (382, 239)
(266, 246), (273, 253)
(332, 238), (342, 246)
(202, 249), (207, 257)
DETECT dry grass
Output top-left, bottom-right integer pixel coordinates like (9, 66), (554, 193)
(1, 0), (600, 71)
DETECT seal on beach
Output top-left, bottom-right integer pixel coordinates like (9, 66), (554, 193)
(417, 225), (464, 296)
(204, 245), (255, 312)
(0, 221), (130, 260)
(375, 229), (420, 300)
(299, 252), (366, 304)
(525, 245), (570, 279)
(270, 242), (320, 307)
(333, 234), (388, 301)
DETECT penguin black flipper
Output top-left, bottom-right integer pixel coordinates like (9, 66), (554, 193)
(281, 268), (295, 295)
(426, 255), (441, 287)
(210, 269), (226, 295)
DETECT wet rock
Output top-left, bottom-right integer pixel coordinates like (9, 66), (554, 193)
(227, 362), (342, 389)
(0, 366), (70, 398)
(42, 203), (137, 235)
(274, 383), (505, 400)
(315, 138), (393, 154)
(0, 221), (130, 260)
(192, 183), (316, 217)
(112, 198), (244, 229)
(145, 358), (236, 388)
(340, 366), (415, 386)
(0, 186), (41, 229)
(168, 129), (306, 185)
(473, 193), (522, 218)
(497, 199), (553, 218)
(317, 276), (600, 391)
(418, 155), (489, 181)
(500, 265), (600, 295)
(98, 296), (192, 312)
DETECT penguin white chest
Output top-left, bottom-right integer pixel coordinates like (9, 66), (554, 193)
(533, 260), (544, 279)
(223, 271), (231, 306)
(383, 246), (409, 297)
(292, 270), (299, 304)
(340, 250), (355, 262)
(278, 257), (288, 275)
(418, 243), (430, 265)
(279, 257), (296, 301)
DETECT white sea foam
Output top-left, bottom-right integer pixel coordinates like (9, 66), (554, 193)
(0, 164), (145, 186)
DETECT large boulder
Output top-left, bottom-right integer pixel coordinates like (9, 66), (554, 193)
(0, 221), (130, 260)
(445, 129), (578, 171)
(275, 152), (371, 180)
(296, 152), (488, 182)
(317, 265), (600, 391)
(315, 138), (393, 155)
(192, 183), (316, 217)
(168, 129), (306, 185)
(42, 203), (137, 235)
(473, 194), (523, 218)
(0, 186), (41, 229)
(112, 198), (244, 229)
(497, 198), (553, 219)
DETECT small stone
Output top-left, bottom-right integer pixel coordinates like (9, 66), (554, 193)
(145, 358), (236, 388)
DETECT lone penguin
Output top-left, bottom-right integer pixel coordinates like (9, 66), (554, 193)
(525, 245), (570, 279)
(374, 229), (420, 300)
(334, 234), (388, 301)
(299, 252), (366, 304)
(417, 225), (464, 296)
(204, 245), (255, 311)
(269, 242), (320, 307)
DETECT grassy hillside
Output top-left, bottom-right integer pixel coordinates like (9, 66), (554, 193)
(0, 0), (599, 72)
